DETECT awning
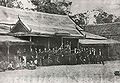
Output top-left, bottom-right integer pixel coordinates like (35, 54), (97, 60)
(82, 31), (107, 40)
(0, 35), (32, 63)
(79, 39), (120, 45)
(0, 35), (31, 45)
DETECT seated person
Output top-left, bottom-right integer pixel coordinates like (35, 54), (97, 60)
(7, 61), (15, 70)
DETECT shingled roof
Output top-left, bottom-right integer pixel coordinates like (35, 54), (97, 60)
(0, 35), (30, 45)
(0, 6), (84, 37)
(0, 24), (11, 34)
(84, 22), (120, 37)
(81, 31), (107, 40)
(0, 6), (113, 40)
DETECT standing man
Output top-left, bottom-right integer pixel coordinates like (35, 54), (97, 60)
(99, 49), (104, 65)
(37, 49), (42, 66)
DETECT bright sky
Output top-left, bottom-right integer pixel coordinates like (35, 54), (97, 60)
(18, 0), (35, 9)
(19, 0), (120, 16)
(70, 0), (120, 16)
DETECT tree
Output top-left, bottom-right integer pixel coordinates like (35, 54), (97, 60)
(31, 0), (72, 15)
(70, 12), (89, 25)
(0, 0), (14, 7)
(114, 16), (120, 22)
(0, 0), (23, 8)
(70, 8), (116, 25)
(93, 9), (114, 24)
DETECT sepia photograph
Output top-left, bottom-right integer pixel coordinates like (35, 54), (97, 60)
(0, 0), (120, 83)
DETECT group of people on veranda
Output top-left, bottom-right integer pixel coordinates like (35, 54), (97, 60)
(17, 45), (105, 67)
(0, 44), (105, 71)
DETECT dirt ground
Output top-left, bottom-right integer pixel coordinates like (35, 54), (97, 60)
(0, 61), (120, 83)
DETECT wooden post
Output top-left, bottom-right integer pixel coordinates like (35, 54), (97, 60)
(48, 38), (50, 50)
(5, 42), (10, 63)
(7, 45), (10, 63)
(61, 37), (63, 49)
(77, 39), (79, 49)
(29, 36), (32, 51)
(108, 45), (109, 60)
(70, 41), (71, 53)
(30, 36), (32, 42)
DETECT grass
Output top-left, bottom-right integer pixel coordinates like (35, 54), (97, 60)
(0, 61), (120, 83)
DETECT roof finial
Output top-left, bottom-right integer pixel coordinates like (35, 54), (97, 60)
(18, 14), (21, 20)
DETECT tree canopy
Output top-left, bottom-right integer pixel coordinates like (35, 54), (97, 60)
(0, 0), (22, 8)
(93, 9), (114, 24)
(31, 0), (72, 15)
(70, 9), (117, 25)
(1, 0), (120, 25)
(0, 0), (72, 15)
(70, 12), (89, 25)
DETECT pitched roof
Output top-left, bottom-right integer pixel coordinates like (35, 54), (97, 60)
(17, 18), (83, 37)
(82, 31), (107, 40)
(0, 24), (11, 34)
(0, 6), (83, 37)
(0, 35), (28, 42)
(0, 35), (30, 45)
(0, 6), (112, 40)
(84, 22), (120, 37)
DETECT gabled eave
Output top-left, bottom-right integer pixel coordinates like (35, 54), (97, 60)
(10, 19), (32, 33)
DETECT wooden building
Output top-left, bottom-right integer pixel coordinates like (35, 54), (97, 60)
(0, 6), (119, 65)
(82, 23), (120, 60)
(1, 7), (84, 51)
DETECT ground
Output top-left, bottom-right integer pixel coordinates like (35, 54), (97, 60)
(0, 61), (120, 83)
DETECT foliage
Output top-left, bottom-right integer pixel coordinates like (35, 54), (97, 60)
(114, 16), (120, 22)
(93, 9), (114, 24)
(70, 12), (89, 25)
(31, 0), (72, 15)
(71, 9), (116, 25)
(0, 0), (22, 8)
(0, 0), (14, 7)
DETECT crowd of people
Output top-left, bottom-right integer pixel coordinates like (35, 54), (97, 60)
(0, 44), (106, 71)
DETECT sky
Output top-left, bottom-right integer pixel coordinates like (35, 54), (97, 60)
(69, 0), (120, 16)
(19, 0), (120, 16)
(18, 0), (35, 9)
